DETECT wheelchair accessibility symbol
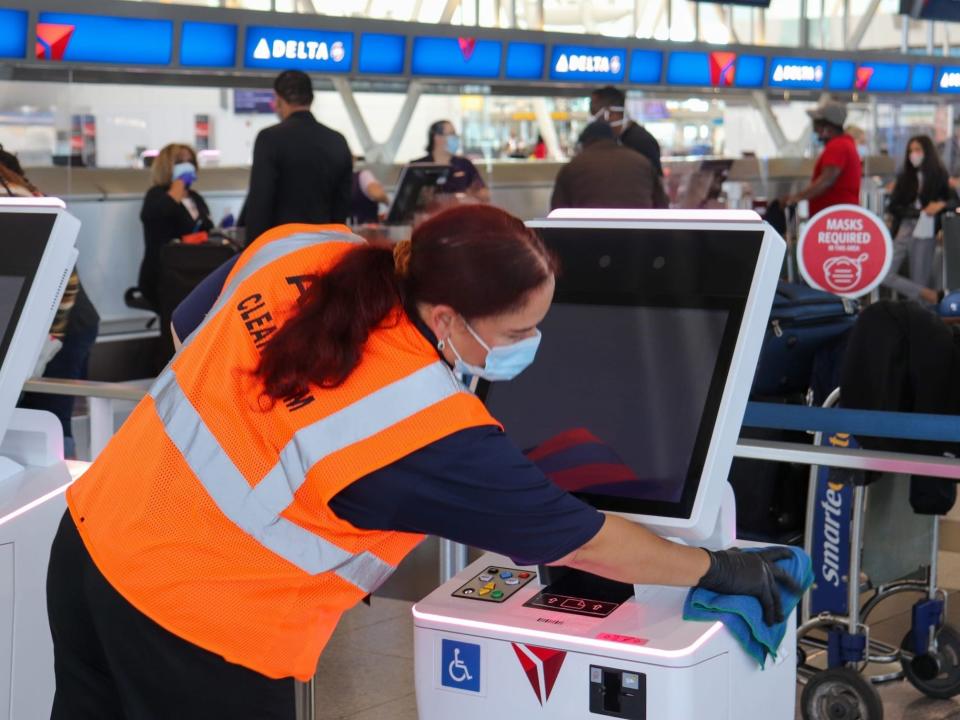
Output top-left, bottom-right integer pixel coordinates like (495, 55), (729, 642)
(441, 639), (481, 692)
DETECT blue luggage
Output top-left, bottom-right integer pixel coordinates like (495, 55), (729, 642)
(752, 282), (859, 398)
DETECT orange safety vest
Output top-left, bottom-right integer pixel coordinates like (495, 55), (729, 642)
(68, 224), (499, 681)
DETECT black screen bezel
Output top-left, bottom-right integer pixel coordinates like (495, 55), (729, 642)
(479, 224), (764, 520)
(0, 212), (55, 371)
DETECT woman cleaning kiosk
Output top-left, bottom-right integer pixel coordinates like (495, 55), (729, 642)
(47, 205), (798, 718)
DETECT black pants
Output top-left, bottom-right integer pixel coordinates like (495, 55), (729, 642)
(46, 511), (296, 719)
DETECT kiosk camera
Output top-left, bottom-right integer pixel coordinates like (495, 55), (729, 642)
(0, 198), (81, 720)
(413, 209), (791, 719)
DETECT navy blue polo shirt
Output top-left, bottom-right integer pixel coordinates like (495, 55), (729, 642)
(414, 154), (485, 195)
(171, 258), (604, 566)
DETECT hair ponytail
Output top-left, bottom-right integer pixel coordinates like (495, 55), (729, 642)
(256, 244), (401, 399)
(255, 204), (556, 401)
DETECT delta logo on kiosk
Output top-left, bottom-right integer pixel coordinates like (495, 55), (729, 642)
(511, 642), (566, 705)
(797, 204), (893, 299)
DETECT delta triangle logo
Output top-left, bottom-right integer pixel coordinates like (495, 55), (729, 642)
(855, 66), (874, 92)
(555, 54), (569, 73)
(709, 51), (736, 87)
(253, 37), (271, 61)
(511, 643), (566, 705)
(36, 23), (75, 61)
(458, 37), (477, 62)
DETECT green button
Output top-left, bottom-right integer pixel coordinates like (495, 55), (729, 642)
(491, 590), (504, 599)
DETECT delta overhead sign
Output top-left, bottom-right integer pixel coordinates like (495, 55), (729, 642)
(244, 26), (352, 71)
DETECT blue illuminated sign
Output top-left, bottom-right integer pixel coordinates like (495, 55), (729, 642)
(828, 60), (855, 91)
(0, 9), (26, 59)
(244, 26), (352, 72)
(180, 22), (236, 68)
(666, 51), (711, 86)
(735, 55), (765, 88)
(628, 49), (662, 84)
(768, 56), (826, 89)
(549, 45), (625, 82)
(36, 12), (172, 65)
(359, 33), (405, 75)
(411, 36), (501, 78)
(505, 42), (545, 80)
(856, 62), (909, 92)
(912, 64), (935, 92)
(938, 67), (960, 93)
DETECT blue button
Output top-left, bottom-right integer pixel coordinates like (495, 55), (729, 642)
(499, 571), (513, 579)
(440, 639), (481, 692)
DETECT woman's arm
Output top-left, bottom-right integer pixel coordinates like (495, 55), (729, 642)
(555, 514), (709, 586)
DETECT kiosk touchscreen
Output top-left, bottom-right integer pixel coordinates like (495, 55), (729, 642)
(385, 163), (450, 225)
(413, 210), (791, 719)
(0, 198), (81, 720)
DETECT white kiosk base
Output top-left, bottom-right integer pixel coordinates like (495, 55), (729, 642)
(414, 550), (795, 719)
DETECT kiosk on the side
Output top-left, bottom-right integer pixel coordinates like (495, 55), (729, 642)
(0, 198), (82, 720)
(413, 209), (790, 719)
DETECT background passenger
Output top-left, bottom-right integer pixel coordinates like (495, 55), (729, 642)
(884, 135), (956, 304)
(551, 122), (667, 210)
(783, 100), (861, 215)
(350, 167), (389, 225)
(242, 70), (353, 244)
(139, 143), (213, 308)
(590, 85), (662, 176)
(415, 120), (490, 203)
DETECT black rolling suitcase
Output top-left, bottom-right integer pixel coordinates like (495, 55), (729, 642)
(155, 240), (238, 368)
(729, 282), (859, 543)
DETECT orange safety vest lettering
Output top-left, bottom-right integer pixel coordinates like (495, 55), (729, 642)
(68, 224), (499, 680)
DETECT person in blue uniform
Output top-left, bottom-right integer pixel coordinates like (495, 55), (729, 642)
(414, 120), (490, 203)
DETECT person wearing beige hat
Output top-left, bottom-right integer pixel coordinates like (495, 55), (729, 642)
(784, 100), (862, 214)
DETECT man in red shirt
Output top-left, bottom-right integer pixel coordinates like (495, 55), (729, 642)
(785, 100), (861, 215)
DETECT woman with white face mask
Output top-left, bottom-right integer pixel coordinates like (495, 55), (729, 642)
(883, 135), (957, 304)
(414, 120), (490, 204)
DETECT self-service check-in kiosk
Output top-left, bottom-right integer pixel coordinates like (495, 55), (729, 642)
(413, 210), (790, 719)
(0, 198), (82, 719)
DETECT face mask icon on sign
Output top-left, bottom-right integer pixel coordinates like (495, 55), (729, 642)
(822, 253), (869, 293)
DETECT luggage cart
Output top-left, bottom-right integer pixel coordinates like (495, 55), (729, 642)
(738, 398), (960, 720)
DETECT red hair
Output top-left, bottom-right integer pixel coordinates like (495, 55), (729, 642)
(256, 205), (555, 399)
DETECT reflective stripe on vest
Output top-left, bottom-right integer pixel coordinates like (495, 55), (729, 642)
(149, 358), (462, 591)
(180, 230), (362, 350)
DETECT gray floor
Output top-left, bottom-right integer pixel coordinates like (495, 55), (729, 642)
(310, 542), (960, 719)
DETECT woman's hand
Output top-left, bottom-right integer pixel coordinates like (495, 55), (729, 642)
(697, 547), (802, 625)
(168, 179), (187, 203)
(924, 200), (946, 216)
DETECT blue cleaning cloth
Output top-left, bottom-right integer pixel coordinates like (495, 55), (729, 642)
(683, 546), (814, 667)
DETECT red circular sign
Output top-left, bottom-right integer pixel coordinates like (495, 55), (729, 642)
(797, 204), (893, 298)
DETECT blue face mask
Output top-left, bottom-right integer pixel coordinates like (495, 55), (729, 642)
(445, 135), (461, 155)
(172, 161), (197, 187)
(447, 320), (541, 382)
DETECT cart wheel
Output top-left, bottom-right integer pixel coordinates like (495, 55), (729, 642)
(801, 668), (883, 720)
(900, 624), (960, 699)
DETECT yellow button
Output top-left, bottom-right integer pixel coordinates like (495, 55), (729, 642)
(478, 587), (491, 596)
(483, 582), (496, 590)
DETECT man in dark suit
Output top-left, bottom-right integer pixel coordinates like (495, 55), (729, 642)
(590, 85), (663, 177)
(551, 122), (667, 210)
(242, 70), (352, 245)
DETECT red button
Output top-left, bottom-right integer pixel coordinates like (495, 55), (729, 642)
(519, 572), (530, 579)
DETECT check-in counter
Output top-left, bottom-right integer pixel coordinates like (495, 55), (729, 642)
(25, 154), (896, 344)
